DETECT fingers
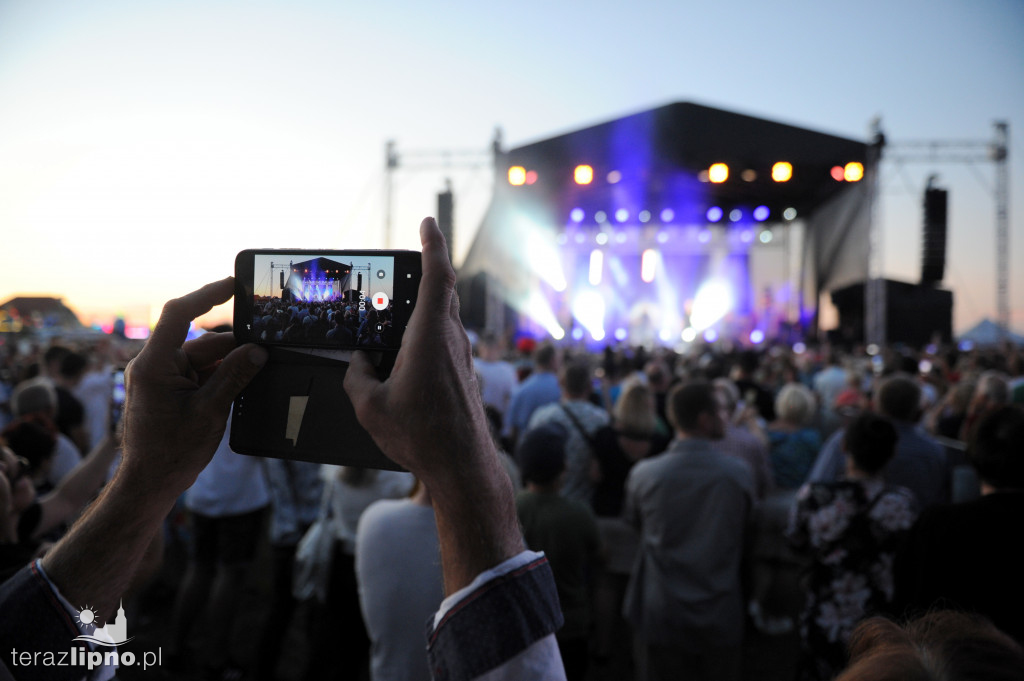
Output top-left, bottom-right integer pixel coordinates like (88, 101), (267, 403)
(148, 278), (235, 354)
(196, 343), (269, 415)
(183, 332), (239, 373)
(343, 350), (382, 428)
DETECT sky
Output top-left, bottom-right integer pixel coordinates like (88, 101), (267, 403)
(0, 0), (1021, 335)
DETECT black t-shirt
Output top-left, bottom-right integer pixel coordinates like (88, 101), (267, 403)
(55, 386), (85, 442)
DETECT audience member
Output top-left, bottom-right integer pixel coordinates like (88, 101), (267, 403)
(169, 420), (271, 678)
(255, 458), (324, 681)
(808, 374), (950, 509)
(623, 381), (754, 681)
(515, 422), (602, 681)
(306, 465), (414, 680)
(787, 413), (918, 681)
(836, 611), (1024, 681)
(766, 383), (822, 490)
(473, 331), (518, 421)
(10, 378), (82, 489)
(525, 360), (609, 504)
(503, 342), (561, 449)
(712, 378), (773, 500)
(356, 479), (444, 681)
(892, 405), (1024, 644)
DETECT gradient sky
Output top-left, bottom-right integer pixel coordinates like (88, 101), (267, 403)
(0, 0), (1021, 333)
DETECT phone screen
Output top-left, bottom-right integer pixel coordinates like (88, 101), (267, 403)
(234, 249), (421, 351)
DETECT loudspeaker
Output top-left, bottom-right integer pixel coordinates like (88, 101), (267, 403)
(922, 186), (947, 284)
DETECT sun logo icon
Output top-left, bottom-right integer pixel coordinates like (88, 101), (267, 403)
(76, 606), (99, 629)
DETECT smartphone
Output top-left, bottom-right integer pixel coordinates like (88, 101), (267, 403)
(110, 369), (126, 433)
(234, 249), (421, 351)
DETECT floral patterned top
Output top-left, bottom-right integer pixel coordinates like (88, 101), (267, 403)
(786, 479), (918, 681)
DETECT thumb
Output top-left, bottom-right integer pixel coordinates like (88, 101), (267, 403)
(199, 344), (269, 413)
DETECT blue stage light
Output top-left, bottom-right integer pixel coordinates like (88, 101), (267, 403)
(753, 205), (770, 221)
(615, 208), (629, 223)
(730, 209), (743, 222)
(570, 207), (585, 223)
(660, 208), (675, 222)
(750, 329), (765, 344)
(706, 206), (723, 222)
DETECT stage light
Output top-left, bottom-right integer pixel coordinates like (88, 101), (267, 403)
(615, 232), (627, 244)
(753, 205), (770, 221)
(698, 228), (712, 244)
(708, 163), (729, 183)
(750, 329), (765, 344)
(595, 232), (609, 245)
(641, 249), (658, 283)
(783, 207), (798, 221)
(572, 327), (584, 341)
(698, 170), (710, 183)
(772, 162), (793, 183)
(524, 289), (565, 341)
(844, 162), (864, 182)
(574, 233), (586, 244)
(607, 170), (622, 184)
(866, 343), (880, 356)
(556, 233), (568, 245)
(682, 327), (697, 343)
(508, 166), (526, 186)
(704, 329), (718, 343)
(595, 210), (607, 223)
(570, 207), (585, 223)
(742, 169), (757, 182)
(574, 164), (594, 185)
(657, 231), (670, 244)
(615, 328), (628, 341)
(730, 209), (743, 222)
(615, 208), (629, 223)
(691, 279), (733, 330)
(660, 208), (675, 222)
(639, 210), (652, 223)
(659, 329), (674, 343)
(589, 249), (604, 285)
(572, 290), (606, 342)
(740, 230), (754, 243)
(759, 230), (773, 244)
(831, 165), (845, 181)
(526, 230), (567, 292)
(793, 342), (807, 354)
(706, 206), (723, 222)
(525, 170), (538, 185)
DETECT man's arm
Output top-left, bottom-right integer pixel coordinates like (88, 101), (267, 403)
(39, 279), (268, 623)
(345, 218), (564, 680)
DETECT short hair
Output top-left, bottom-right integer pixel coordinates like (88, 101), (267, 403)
(534, 343), (557, 371)
(517, 422), (568, 485)
(968, 405), (1024, 489)
(667, 381), (717, 433)
(775, 383), (816, 425)
(614, 379), (656, 438)
(843, 413), (899, 475)
(976, 371), (1011, 406)
(11, 378), (58, 417)
(560, 361), (593, 399)
(59, 351), (88, 379)
(837, 611), (1024, 681)
(43, 345), (71, 368)
(875, 374), (922, 422)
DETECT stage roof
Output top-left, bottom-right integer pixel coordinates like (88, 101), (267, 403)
(499, 101), (869, 220)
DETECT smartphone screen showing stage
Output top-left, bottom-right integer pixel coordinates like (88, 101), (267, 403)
(239, 250), (416, 350)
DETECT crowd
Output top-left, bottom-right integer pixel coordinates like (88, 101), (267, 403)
(1, 222), (1024, 681)
(249, 296), (394, 347)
